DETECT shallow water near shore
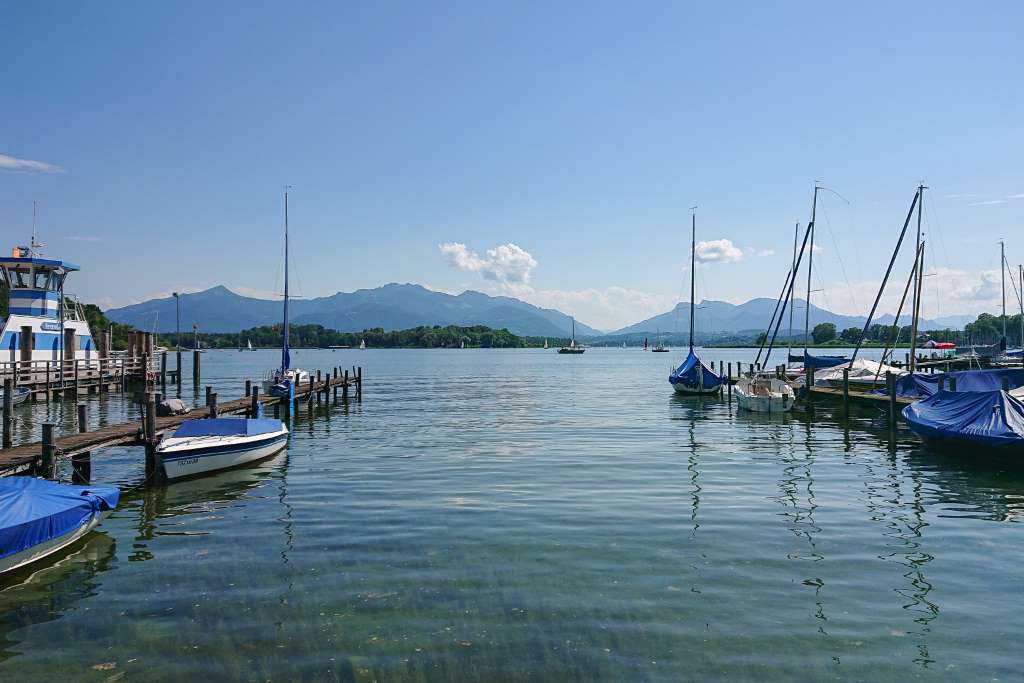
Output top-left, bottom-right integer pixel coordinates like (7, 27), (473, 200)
(1, 347), (1023, 681)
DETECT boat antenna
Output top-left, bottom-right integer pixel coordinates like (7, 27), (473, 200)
(689, 206), (697, 351)
(29, 201), (45, 257)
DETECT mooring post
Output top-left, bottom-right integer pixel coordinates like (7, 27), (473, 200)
(357, 366), (362, 401)
(842, 368), (850, 416)
(192, 349), (201, 384)
(209, 392), (218, 418)
(316, 371), (322, 405)
(343, 369), (349, 402)
(161, 351), (168, 386)
(145, 393), (159, 480)
(74, 357), (80, 392)
(251, 386), (260, 419)
(2, 378), (12, 449)
(176, 350), (182, 385)
(205, 385), (212, 406)
(142, 352), (149, 390)
(245, 379), (252, 397)
(887, 372), (897, 426)
(73, 403), (91, 483)
(41, 423), (56, 478)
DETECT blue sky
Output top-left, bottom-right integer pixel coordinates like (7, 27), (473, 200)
(2, 1), (1022, 330)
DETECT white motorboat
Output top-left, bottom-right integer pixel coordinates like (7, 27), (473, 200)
(157, 417), (289, 481)
(734, 375), (796, 413)
(0, 478), (119, 576)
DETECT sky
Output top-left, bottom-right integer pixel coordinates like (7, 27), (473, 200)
(1, 1), (1022, 331)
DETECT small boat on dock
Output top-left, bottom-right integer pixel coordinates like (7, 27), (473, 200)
(669, 209), (723, 395)
(903, 389), (1024, 456)
(0, 477), (119, 576)
(157, 417), (290, 480)
(735, 374), (795, 413)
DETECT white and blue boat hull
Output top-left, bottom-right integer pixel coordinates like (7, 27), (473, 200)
(159, 427), (289, 480)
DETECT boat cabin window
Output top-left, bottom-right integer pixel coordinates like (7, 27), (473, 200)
(4, 266), (32, 289)
(33, 269), (54, 290)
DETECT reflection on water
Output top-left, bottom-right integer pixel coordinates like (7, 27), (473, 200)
(0, 348), (1022, 680)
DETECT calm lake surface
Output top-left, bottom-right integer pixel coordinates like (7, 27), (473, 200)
(2, 347), (1023, 681)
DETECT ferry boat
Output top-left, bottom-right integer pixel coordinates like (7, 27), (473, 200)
(1, 237), (98, 369)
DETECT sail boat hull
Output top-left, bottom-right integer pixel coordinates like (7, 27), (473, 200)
(671, 381), (721, 395)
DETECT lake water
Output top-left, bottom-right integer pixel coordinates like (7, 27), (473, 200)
(2, 347), (1022, 681)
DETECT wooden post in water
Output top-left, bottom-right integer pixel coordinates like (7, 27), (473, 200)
(41, 423), (56, 478)
(842, 369), (850, 416)
(245, 379), (252, 397)
(343, 369), (349, 402)
(2, 378), (12, 449)
(209, 393), (218, 418)
(145, 393), (159, 480)
(205, 385), (212, 407)
(316, 371), (322, 405)
(887, 372), (897, 426)
(192, 349), (201, 384)
(161, 351), (168, 386)
(726, 363), (732, 395)
(357, 366), (362, 401)
(251, 386), (260, 419)
(73, 403), (91, 483)
(176, 350), (182, 385)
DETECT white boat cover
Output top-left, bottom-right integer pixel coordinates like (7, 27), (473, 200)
(812, 358), (906, 386)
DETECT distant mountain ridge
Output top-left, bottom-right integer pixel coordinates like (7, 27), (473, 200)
(106, 284), (602, 338)
(106, 284), (975, 338)
(612, 298), (973, 336)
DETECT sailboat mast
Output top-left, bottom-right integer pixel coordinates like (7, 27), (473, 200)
(1019, 263), (1023, 359)
(689, 209), (696, 350)
(803, 187), (818, 354)
(1001, 240), (1007, 342)
(281, 187), (291, 372)
(909, 185), (925, 372)
(787, 222), (798, 357)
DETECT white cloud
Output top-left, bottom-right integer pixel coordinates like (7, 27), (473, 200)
(440, 242), (537, 284)
(694, 239), (743, 264)
(0, 153), (64, 174)
(757, 249), (776, 257)
(969, 199), (1007, 206)
(1006, 193), (1024, 200)
(66, 235), (101, 242)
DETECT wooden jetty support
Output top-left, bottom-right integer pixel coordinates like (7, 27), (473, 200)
(0, 365), (363, 478)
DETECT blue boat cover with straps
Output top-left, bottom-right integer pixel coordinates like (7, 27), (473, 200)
(670, 350), (725, 389)
(0, 478), (119, 561)
(902, 389), (1024, 449)
(787, 353), (848, 369)
(172, 418), (283, 438)
(885, 368), (1024, 399)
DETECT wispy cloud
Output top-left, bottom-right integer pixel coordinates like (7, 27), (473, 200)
(756, 248), (776, 257)
(66, 235), (102, 243)
(1006, 193), (1024, 200)
(694, 239), (743, 264)
(945, 193), (978, 199)
(969, 199), (1007, 206)
(0, 153), (64, 174)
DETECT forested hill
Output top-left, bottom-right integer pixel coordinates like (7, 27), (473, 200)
(174, 324), (559, 349)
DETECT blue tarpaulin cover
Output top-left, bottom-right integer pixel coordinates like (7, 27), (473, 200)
(670, 350), (725, 389)
(787, 353), (848, 369)
(172, 418), (282, 438)
(902, 390), (1024, 450)
(885, 368), (1024, 399)
(0, 478), (119, 561)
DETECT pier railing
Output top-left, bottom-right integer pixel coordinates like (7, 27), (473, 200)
(0, 355), (162, 390)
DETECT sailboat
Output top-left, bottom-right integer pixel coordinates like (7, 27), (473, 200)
(651, 329), (669, 352)
(247, 339), (254, 351)
(543, 339), (548, 350)
(558, 317), (585, 354)
(359, 339), (366, 350)
(267, 188), (310, 397)
(669, 210), (724, 395)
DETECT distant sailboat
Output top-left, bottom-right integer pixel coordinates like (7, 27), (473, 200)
(543, 339), (549, 349)
(669, 209), (724, 395)
(247, 339), (254, 351)
(558, 317), (585, 354)
(652, 328), (669, 352)
(359, 339), (366, 350)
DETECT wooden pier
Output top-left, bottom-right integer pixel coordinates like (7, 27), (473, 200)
(0, 366), (362, 478)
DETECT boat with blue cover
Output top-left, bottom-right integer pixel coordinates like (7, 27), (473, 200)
(884, 368), (1024, 400)
(0, 477), (119, 576)
(157, 417), (290, 480)
(669, 210), (723, 395)
(903, 390), (1024, 455)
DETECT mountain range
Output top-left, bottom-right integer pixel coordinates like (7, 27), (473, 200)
(105, 284), (975, 338)
(106, 284), (602, 338)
